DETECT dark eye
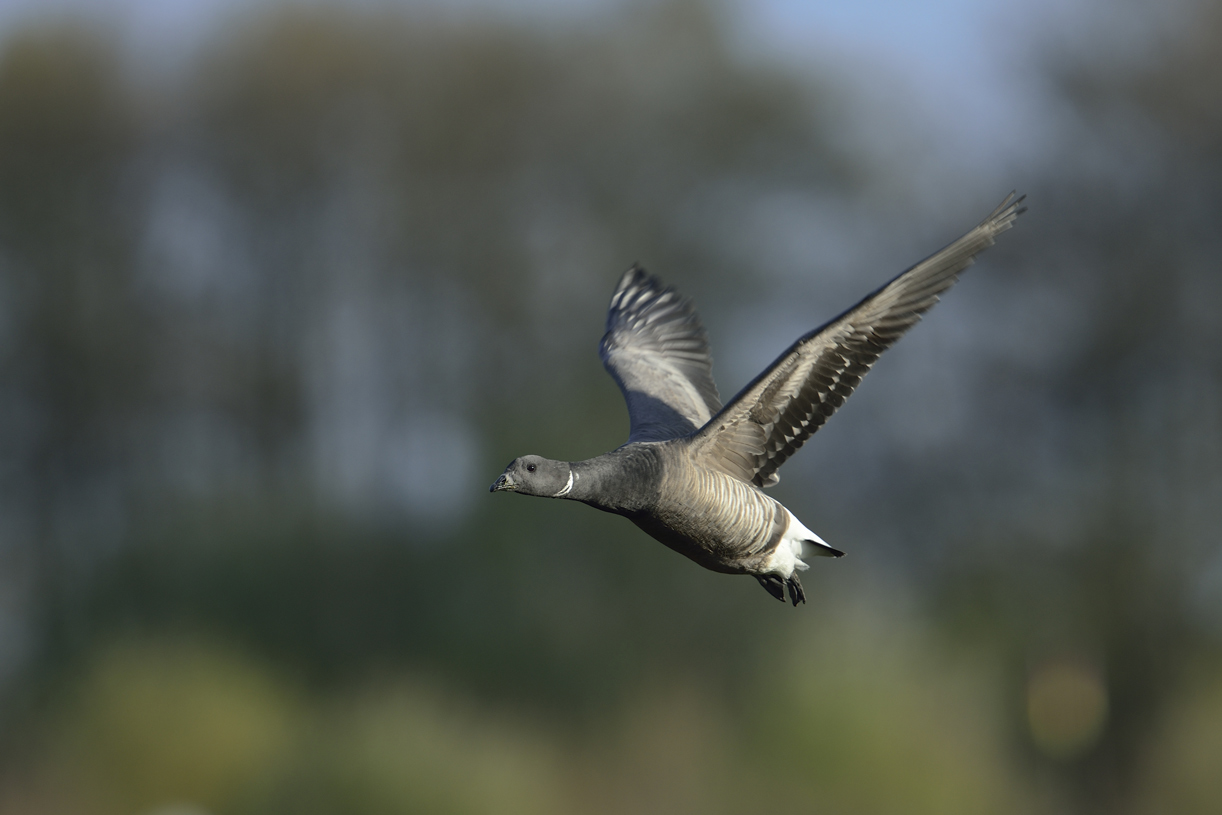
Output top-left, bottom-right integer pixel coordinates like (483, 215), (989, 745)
(526, 464), (536, 473)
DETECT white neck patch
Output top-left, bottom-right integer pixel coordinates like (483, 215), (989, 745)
(552, 466), (575, 498)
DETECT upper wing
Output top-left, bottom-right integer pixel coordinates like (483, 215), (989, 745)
(600, 265), (723, 442)
(693, 192), (1026, 487)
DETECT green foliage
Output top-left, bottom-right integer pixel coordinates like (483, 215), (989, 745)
(1133, 669), (1222, 814)
(746, 617), (1029, 815)
(50, 638), (301, 815)
(23, 623), (1033, 815)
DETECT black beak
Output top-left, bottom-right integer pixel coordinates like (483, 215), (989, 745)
(490, 472), (515, 493)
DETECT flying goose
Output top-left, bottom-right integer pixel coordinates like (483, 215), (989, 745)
(491, 193), (1026, 605)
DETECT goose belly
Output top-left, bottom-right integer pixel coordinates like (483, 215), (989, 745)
(632, 469), (787, 574)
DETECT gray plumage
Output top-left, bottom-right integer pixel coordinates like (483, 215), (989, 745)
(491, 193), (1026, 605)
(600, 269), (722, 442)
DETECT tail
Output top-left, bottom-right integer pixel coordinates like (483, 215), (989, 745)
(803, 537), (845, 559)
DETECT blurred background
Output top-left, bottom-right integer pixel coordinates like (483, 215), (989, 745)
(0, 0), (1220, 812)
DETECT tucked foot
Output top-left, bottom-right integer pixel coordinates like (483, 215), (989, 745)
(786, 574), (806, 606)
(755, 574), (786, 602)
(755, 573), (805, 606)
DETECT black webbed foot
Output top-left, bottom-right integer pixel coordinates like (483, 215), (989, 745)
(786, 574), (806, 606)
(755, 574), (786, 602)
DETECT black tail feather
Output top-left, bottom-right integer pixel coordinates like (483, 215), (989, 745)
(808, 538), (845, 558)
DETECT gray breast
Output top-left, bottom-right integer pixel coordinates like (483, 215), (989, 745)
(630, 454), (786, 574)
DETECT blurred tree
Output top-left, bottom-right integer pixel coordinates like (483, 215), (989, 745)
(930, 5), (1222, 811)
(0, 1), (845, 713)
(0, 27), (147, 669)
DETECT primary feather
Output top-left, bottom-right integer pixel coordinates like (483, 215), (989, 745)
(693, 192), (1025, 487)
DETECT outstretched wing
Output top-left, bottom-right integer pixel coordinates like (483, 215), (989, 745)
(693, 192), (1026, 487)
(600, 265), (723, 442)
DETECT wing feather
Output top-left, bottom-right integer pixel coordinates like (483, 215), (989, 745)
(694, 193), (1026, 486)
(600, 265), (722, 442)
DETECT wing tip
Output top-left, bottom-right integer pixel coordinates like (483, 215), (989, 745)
(984, 191), (1028, 234)
(608, 263), (700, 332)
(612, 261), (646, 295)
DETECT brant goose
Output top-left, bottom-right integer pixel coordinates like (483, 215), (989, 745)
(491, 193), (1025, 605)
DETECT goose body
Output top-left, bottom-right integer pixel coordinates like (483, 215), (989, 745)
(492, 193), (1026, 605)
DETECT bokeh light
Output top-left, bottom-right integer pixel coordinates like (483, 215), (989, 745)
(1026, 657), (1109, 760)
